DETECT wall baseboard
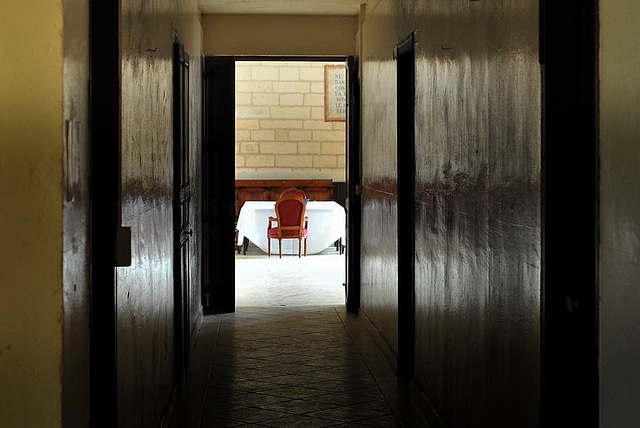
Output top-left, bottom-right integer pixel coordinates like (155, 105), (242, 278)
(410, 381), (449, 428)
(357, 309), (449, 428)
(358, 308), (397, 372)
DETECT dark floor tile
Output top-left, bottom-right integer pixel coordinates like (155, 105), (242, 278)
(216, 367), (283, 382)
(214, 407), (293, 424)
(199, 418), (236, 427)
(170, 306), (430, 428)
(356, 414), (405, 427)
(331, 421), (401, 428)
(217, 379), (283, 394)
(346, 398), (394, 412)
(255, 398), (338, 415)
(199, 415), (263, 427)
(308, 392), (383, 406)
(259, 386), (328, 399)
(205, 386), (249, 399)
(344, 385), (388, 397)
(215, 358), (280, 370)
(329, 425), (378, 428)
(201, 400), (248, 416)
(256, 362), (327, 376)
(307, 405), (392, 423)
(261, 372), (331, 387)
(306, 380), (384, 395)
(258, 414), (341, 428)
(222, 392), (290, 407)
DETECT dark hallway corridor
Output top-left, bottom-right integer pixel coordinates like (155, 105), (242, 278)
(12, 0), (639, 426)
(170, 306), (429, 427)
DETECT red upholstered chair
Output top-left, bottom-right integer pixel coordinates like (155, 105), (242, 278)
(267, 194), (308, 258)
(279, 187), (306, 199)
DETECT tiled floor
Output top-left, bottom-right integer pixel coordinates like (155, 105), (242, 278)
(169, 245), (429, 427)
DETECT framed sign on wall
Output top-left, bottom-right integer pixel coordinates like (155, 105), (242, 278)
(324, 64), (346, 122)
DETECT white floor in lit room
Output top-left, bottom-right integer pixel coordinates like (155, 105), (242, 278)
(235, 242), (346, 308)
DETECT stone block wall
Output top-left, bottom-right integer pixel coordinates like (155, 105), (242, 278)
(235, 61), (346, 181)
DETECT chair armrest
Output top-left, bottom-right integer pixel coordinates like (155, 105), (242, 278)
(268, 216), (277, 229)
(303, 216), (309, 228)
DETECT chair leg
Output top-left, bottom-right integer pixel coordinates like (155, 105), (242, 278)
(298, 238), (301, 258)
(304, 237), (307, 256)
(278, 238), (282, 258)
(268, 236), (271, 257)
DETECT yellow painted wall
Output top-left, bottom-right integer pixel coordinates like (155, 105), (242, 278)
(0, 0), (64, 426)
(599, 0), (640, 425)
(202, 14), (357, 56)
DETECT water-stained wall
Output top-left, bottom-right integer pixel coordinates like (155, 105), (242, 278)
(118, 1), (203, 425)
(359, 1), (541, 426)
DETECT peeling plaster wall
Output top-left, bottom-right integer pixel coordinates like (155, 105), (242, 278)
(118, 0), (203, 425)
(359, 1), (541, 426)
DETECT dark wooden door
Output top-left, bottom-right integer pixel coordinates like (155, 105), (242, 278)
(89, 0), (119, 424)
(345, 56), (361, 313)
(173, 41), (192, 389)
(540, 1), (599, 425)
(396, 33), (416, 379)
(203, 56), (236, 313)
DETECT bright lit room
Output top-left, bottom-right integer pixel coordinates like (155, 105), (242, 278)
(233, 60), (348, 308)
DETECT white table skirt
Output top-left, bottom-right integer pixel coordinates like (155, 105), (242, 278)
(236, 201), (345, 255)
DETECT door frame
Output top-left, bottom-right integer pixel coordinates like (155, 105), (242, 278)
(202, 55), (360, 313)
(89, 0), (119, 424)
(202, 56), (236, 313)
(395, 33), (416, 379)
(173, 39), (191, 391)
(345, 55), (361, 313)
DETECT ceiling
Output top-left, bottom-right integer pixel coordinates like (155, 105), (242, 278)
(198, 0), (365, 16)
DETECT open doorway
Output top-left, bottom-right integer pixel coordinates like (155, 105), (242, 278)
(203, 56), (359, 313)
(233, 60), (347, 308)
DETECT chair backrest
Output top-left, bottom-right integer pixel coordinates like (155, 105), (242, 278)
(274, 194), (306, 228)
(279, 187), (306, 199)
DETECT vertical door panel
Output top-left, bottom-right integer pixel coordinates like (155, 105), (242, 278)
(396, 34), (416, 379)
(540, 1), (599, 425)
(203, 57), (236, 313)
(89, 0), (119, 423)
(173, 41), (191, 390)
(346, 56), (361, 313)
